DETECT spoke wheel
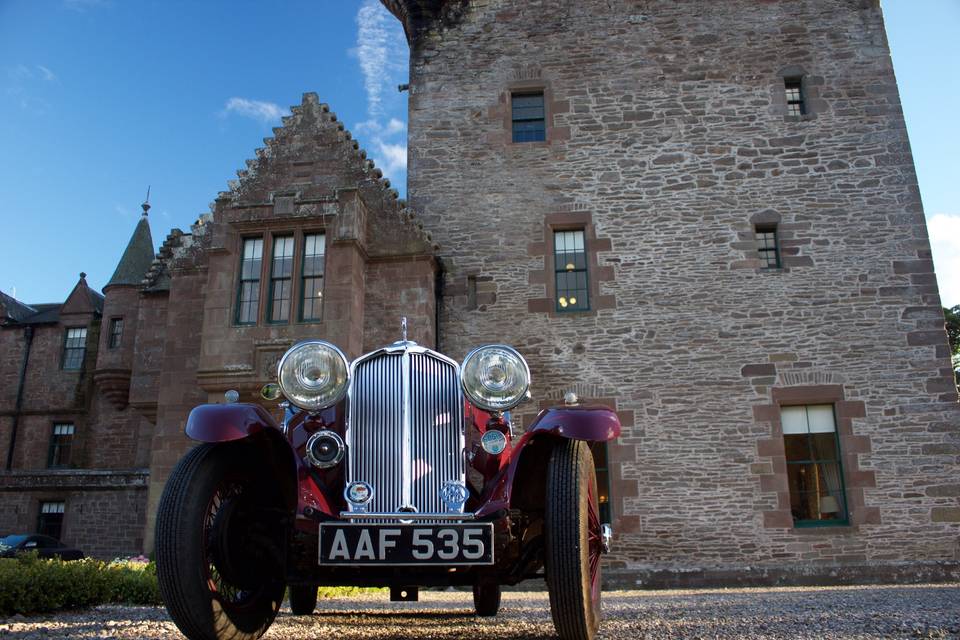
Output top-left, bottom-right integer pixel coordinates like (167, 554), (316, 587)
(545, 440), (602, 640)
(156, 443), (286, 640)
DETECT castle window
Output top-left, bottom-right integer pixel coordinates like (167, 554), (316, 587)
(785, 77), (805, 117)
(782, 405), (849, 527)
(37, 501), (65, 539)
(268, 236), (294, 323)
(756, 225), (781, 268)
(512, 92), (546, 143)
(47, 423), (74, 469)
(236, 237), (263, 325)
(108, 318), (123, 348)
(300, 233), (326, 322)
(62, 327), (86, 370)
(554, 230), (589, 311)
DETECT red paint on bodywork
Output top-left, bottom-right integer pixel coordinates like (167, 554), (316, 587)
(185, 403), (280, 442)
(474, 404), (621, 517)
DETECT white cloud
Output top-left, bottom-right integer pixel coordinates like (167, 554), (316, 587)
(222, 97), (286, 124)
(352, 1), (408, 188)
(355, 0), (405, 120)
(385, 117), (406, 135)
(374, 141), (407, 175)
(115, 204), (132, 217)
(37, 65), (56, 82)
(928, 213), (960, 308)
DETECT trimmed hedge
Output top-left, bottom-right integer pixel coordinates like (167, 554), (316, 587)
(0, 553), (161, 616)
(0, 553), (388, 617)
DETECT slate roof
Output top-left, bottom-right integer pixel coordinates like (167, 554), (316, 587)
(106, 215), (155, 288)
(0, 290), (36, 323)
(0, 275), (104, 327)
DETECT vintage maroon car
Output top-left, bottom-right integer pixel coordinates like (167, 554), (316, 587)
(156, 334), (619, 640)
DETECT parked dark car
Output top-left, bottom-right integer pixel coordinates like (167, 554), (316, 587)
(156, 330), (619, 640)
(0, 534), (85, 560)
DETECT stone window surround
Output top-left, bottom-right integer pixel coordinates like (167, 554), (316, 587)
(746, 209), (814, 271)
(47, 421), (76, 469)
(35, 498), (67, 540)
(771, 64), (826, 121)
(754, 385), (879, 531)
(527, 211), (615, 316)
(494, 78), (570, 147)
(60, 326), (88, 371)
(230, 224), (328, 327)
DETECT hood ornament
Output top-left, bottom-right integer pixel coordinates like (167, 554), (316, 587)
(401, 316), (408, 342)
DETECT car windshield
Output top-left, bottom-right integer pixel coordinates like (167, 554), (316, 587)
(0, 535), (27, 551)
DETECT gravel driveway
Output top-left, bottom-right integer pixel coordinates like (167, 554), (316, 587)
(1, 584), (958, 639)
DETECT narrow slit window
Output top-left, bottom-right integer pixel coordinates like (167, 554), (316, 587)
(554, 230), (589, 312)
(300, 233), (326, 322)
(782, 405), (849, 527)
(756, 225), (781, 268)
(47, 423), (75, 468)
(62, 327), (87, 370)
(785, 77), (805, 116)
(108, 318), (123, 348)
(512, 92), (546, 143)
(37, 501), (65, 539)
(268, 236), (294, 323)
(236, 237), (263, 325)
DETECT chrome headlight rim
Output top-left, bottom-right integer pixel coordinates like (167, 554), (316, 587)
(305, 429), (346, 469)
(460, 344), (531, 412)
(276, 340), (350, 412)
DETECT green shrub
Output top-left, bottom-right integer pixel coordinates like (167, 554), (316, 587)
(0, 553), (161, 616)
(316, 586), (386, 599)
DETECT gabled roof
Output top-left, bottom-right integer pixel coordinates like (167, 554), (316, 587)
(0, 274), (103, 327)
(61, 273), (104, 316)
(106, 214), (155, 288)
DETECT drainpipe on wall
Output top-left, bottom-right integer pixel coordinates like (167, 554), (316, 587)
(6, 325), (33, 471)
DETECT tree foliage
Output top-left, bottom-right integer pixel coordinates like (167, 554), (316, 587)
(945, 306), (960, 385)
(945, 305), (960, 357)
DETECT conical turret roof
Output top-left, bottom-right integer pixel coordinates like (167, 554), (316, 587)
(106, 210), (155, 288)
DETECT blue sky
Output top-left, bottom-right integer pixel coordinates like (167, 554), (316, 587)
(0, 0), (957, 307)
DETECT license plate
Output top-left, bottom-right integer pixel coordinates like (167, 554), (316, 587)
(318, 523), (495, 566)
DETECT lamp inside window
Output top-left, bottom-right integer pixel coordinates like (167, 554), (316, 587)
(782, 404), (849, 526)
(554, 230), (589, 311)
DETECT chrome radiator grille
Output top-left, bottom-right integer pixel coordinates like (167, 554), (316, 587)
(346, 345), (465, 516)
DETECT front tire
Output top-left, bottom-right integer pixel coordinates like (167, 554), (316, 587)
(545, 440), (603, 640)
(472, 582), (501, 616)
(156, 443), (287, 640)
(288, 585), (318, 616)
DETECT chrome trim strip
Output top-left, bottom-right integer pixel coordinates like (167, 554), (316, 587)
(338, 511), (477, 521)
(400, 345), (412, 509)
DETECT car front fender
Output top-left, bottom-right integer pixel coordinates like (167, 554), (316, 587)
(475, 405), (621, 517)
(185, 403), (280, 443)
(525, 405), (622, 441)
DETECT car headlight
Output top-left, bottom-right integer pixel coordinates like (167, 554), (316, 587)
(277, 340), (349, 411)
(460, 344), (530, 412)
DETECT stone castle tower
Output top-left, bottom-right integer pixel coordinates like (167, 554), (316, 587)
(380, 0), (960, 582)
(1, 0), (957, 584)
